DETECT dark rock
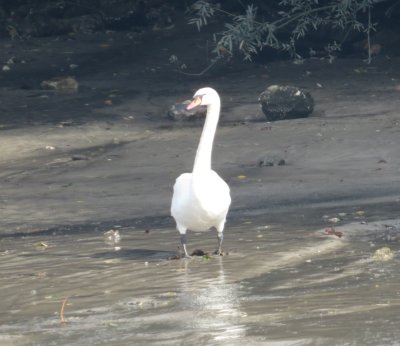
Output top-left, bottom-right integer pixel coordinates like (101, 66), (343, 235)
(71, 154), (89, 161)
(167, 100), (206, 121)
(191, 249), (207, 256)
(258, 156), (286, 167)
(258, 159), (274, 167)
(277, 159), (286, 166)
(259, 85), (314, 121)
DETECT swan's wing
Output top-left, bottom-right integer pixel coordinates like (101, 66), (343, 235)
(172, 173), (192, 193)
(193, 170), (231, 218)
(171, 173), (192, 216)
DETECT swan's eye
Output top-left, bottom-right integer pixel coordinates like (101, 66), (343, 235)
(193, 95), (203, 104)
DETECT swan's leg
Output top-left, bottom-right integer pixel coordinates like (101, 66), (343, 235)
(215, 232), (224, 255)
(214, 219), (227, 255)
(180, 233), (191, 258)
(177, 223), (191, 258)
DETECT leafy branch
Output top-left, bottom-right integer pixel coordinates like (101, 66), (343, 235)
(188, 0), (386, 63)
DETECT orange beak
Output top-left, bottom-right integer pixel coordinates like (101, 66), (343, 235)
(186, 96), (202, 110)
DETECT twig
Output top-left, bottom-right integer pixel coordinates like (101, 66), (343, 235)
(60, 296), (69, 324)
(366, 6), (372, 64)
(176, 58), (220, 76)
(212, 3), (336, 30)
(385, 0), (400, 17)
(273, 5), (335, 30)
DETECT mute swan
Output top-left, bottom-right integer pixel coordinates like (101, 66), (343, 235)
(171, 87), (231, 258)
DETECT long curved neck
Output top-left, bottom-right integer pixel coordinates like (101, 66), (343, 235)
(193, 99), (220, 174)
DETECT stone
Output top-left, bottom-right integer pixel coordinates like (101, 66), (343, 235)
(167, 100), (206, 121)
(372, 247), (394, 262)
(41, 76), (79, 93)
(259, 85), (314, 121)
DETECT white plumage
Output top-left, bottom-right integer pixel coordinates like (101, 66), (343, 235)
(171, 87), (231, 257)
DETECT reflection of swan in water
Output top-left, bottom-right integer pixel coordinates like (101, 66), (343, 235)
(177, 258), (246, 343)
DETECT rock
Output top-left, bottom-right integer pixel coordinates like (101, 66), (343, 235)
(41, 76), (79, 93)
(258, 160), (274, 167)
(190, 249), (207, 256)
(259, 85), (314, 121)
(167, 100), (206, 121)
(372, 247), (394, 262)
(258, 152), (286, 167)
(258, 157), (286, 167)
(71, 154), (89, 161)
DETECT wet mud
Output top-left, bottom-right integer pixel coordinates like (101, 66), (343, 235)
(0, 28), (400, 345)
(1, 213), (399, 346)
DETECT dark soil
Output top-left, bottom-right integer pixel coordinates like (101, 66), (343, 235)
(1, 23), (400, 346)
(0, 23), (399, 234)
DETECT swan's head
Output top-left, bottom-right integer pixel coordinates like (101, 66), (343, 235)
(186, 87), (219, 110)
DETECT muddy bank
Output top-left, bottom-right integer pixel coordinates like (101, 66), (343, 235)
(0, 30), (399, 234)
(0, 28), (399, 345)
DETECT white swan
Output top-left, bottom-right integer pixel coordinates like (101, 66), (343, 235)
(171, 87), (231, 258)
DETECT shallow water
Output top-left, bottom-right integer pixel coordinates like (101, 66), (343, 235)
(0, 214), (399, 346)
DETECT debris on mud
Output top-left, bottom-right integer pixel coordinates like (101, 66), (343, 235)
(34, 241), (49, 250)
(60, 296), (69, 324)
(259, 85), (314, 121)
(258, 157), (286, 167)
(324, 227), (343, 238)
(168, 253), (181, 260)
(191, 249), (207, 256)
(168, 248), (223, 260)
(372, 246), (394, 262)
(167, 100), (206, 121)
(71, 154), (89, 161)
(41, 76), (79, 93)
(236, 175), (247, 180)
(169, 249), (209, 258)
